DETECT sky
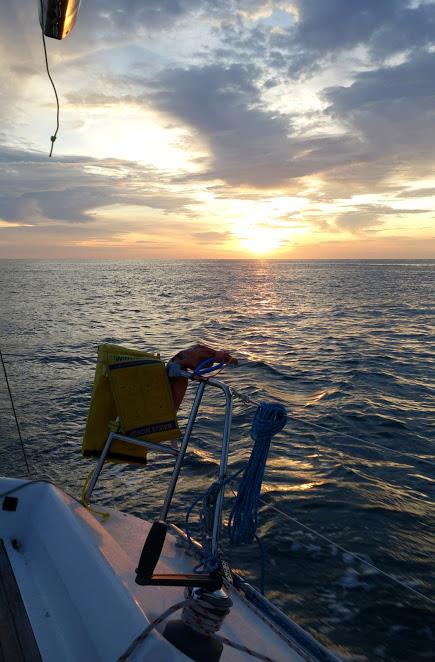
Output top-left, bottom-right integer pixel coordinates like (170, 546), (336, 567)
(0, 0), (434, 259)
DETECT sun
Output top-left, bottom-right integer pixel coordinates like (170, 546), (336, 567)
(239, 226), (282, 255)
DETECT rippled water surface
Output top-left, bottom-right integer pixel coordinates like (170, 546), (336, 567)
(1, 259), (434, 660)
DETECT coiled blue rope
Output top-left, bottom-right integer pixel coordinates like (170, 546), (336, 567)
(185, 402), (287, 589)
(228, 403), (287, 545)
(227, 403), (287, 593)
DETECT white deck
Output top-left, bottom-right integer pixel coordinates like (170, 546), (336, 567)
(0, 478), (318, 661)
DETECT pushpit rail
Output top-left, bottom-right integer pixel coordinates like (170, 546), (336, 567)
(83, 365), (233, 564)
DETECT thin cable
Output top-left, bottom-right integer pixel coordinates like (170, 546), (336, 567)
(230, 388), (435, 468)
(291, 416), (435, 468)
(260, 496), (435, 608)
(40, 0), (60, 157)
(218, 635), (278, 661)
(117, 600), (187, 661)
(233, 388), (435, 504)
(0, 348), (31, 476)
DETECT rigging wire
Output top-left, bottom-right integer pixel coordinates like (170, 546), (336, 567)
(285, 441), (434, 506)
(0, 348), (31, 476)
(231, 387), (435, 506)
(259, 495), (435, 608)
(291, 417), (435, 468)
(194, 383), (434, 607)
(231, 387), (435, 469)
(39, 0), (60, 157)
(0, 379), (431, 612)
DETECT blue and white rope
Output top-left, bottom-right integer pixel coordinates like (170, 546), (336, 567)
(185, 402), (287, 589)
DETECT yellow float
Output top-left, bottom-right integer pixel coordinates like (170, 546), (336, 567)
(82, 344), (180, 464)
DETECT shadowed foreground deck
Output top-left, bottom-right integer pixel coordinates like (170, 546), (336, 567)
(0, 540), (41, 662)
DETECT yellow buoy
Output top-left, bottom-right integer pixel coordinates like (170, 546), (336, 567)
(82, 344), (180, 464)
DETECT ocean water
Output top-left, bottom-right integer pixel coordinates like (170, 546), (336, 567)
(0, 259), (434, 661)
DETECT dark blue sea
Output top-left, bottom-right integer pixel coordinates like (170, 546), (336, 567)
(0, 259), (434, 661)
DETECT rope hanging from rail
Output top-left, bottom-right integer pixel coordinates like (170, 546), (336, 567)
(228, 403), (287, 546)
(185, 402), (286, 593)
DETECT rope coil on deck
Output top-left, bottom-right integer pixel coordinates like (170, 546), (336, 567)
(181, 587), (233, 637)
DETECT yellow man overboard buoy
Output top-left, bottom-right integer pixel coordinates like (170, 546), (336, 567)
(82, 344), (180, 464)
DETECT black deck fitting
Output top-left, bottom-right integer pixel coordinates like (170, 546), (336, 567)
(2, 497), (18, 512)
(135, 519), (223, 590)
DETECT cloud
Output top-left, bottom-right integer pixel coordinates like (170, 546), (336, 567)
(0, 145), (196, 224)
(0, 143), (237, 257)
(1, 1), (435, 257)
(148, 63), (293, 186)
(148, 62), (371, 187)
(398, 188), (435, 199)
(191, 230), (230, 244)
(335, 204), (429, 232)
(268, 1), (435, 77)
(0, 0), (214, 128)
(325, 50), (435, 161)
(290, 0), (400, 54)
(4, 1), (434, 196)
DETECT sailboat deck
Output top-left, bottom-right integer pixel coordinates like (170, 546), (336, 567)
(0, 540), (41, 662)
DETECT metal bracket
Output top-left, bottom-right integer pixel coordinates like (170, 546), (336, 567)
(83, 432), (178, 505)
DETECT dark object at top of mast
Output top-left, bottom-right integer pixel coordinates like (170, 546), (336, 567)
(39, 0), (81, 40)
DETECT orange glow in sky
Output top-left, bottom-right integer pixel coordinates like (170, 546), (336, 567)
(0, 3), (434, 259)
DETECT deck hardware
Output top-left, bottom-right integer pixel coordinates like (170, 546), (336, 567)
(135, 519), (223, 590)
(2, 496), (18, 511)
